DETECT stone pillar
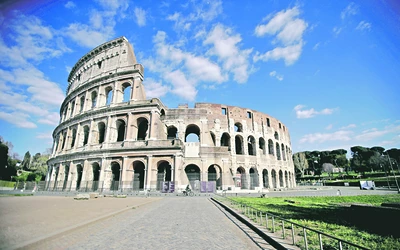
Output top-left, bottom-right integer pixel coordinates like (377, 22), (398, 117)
(148, 110), (157, 140)
(126, 113), (133, 140)
(200, 119), (207, 146)
(104, 116), (112, 143)
(144, 155), (152, 191)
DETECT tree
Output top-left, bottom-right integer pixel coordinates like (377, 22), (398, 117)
(293, 152), (309, 177)
(0, 141), (9, 180)
(350, 146), (369, 174)
(21, 151), (31, 171)
(31, 153), (50, 181)
(322, 163), (335, 177)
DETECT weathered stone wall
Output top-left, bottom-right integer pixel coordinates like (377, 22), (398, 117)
(47, 37), (296, 192)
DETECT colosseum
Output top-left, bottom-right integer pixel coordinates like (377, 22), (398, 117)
(46, 36), (296, 193)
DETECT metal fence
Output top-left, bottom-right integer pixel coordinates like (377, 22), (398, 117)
(1, 180), (218, 194)
(219, 196), (368, 250)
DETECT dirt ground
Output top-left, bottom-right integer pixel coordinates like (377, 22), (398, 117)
(0, 196), (161, 249)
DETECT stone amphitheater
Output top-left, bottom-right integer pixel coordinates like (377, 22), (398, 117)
(46, 36), (295, 193)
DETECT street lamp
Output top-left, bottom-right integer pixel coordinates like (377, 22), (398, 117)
(386, 154), (400, 193)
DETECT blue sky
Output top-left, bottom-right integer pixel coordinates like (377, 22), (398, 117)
(0, 0), (399, 158)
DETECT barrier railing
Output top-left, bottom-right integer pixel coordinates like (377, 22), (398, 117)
(217, 196), (368, 250)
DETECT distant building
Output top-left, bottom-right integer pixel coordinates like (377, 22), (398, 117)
(46, 37), (296, 192)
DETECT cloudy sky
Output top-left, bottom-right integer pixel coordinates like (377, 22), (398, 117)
(0, 0), (399, 158)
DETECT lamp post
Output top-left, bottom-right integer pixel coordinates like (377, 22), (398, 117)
(386, 154), (400, 193)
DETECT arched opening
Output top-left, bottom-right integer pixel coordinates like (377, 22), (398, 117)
(91, 91), (97, 108)
(271, 169), (277, 188)
(133, 161), (145, 190)
(79, 96), (85, 113)
(208, 164), (222, 189)
(167, 126), (178, 139)
(123, 83), (131, 102)
(61, 131), (66, 150)
(160, 109), (165, 117)
(285, 171), (289, 188)
(71, 129), (77, 148)
(281, 143), (286, 161)
(116, 119), (126, 142)
(76, 165), (83, 191)
(83, 126), (89, 146)
(249, 168), (259, 190)
(185, 164), (200, 190)
(98, 122), (106, 143)
(62, 165), (69, 190)
(137, 118), (149, 141)
(220, 132), (231, 151)
(276, 142), (281, 160)
(111, 162), (121, 191)
(247, 136), (256, 156)
(92, 163), (100, 191)
(279, 170), (284, 188)
(185, 124), (200, 142)
(274, 131), (279, 140)
(106, 87), (113, 106)
(210, 132), (216, 146)
(157, 161), (171, 191)
(234, 122), (243, 132)
(262, 169), (269, 188)
(259, 138), (266, 155)
(235, 135), (244, 155)
(235, 167), (246, 189)
(268, 139), (274, 155)
(70, 101), (75, 117)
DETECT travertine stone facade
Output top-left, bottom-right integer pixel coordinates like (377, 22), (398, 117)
(47, 37), (295, 192)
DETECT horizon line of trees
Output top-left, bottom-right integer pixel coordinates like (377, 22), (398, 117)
(0, 136), (50, 182)
(293, 146), (400, 178)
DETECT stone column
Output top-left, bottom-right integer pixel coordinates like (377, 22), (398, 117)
(126, 112), (133, 140)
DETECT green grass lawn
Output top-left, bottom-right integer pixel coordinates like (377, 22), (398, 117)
(230, 195), (400, 249)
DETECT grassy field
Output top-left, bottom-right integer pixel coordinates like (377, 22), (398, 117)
(231, 195), (400, 249)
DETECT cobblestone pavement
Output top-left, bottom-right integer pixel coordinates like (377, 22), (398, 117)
(30, 197), (262, 250)
(0, 196), (160, 249)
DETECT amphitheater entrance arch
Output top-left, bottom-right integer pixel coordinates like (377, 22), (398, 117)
(92, 162), (100, 191)
(235, 167), (246, 189)
(111, 162), (121, 191)
(185, 124), (200, 142)
(208, 164), (222, 189)
(279, 170), (284, 188)
(285, 171), (289, 188)
(271, 169), (277, 189)
(116, 119), (126, 142)
(185, 164), (200, 190)
(137, 117), (148, 141)
(262, 169), (269, 188)
(235, 135), (244, 155)
(249, 167), (259, 190)
(157, 161), (172, 191)
(62, 165), (70, 191)
(220, 132), (231, 151)
(133, 161), (145, 190)
(76, 165), (83, 191)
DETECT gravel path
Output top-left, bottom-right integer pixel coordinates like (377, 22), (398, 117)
(30, 197), (261, 250)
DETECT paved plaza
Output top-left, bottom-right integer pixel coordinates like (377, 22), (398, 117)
(0, 196), (261, 250)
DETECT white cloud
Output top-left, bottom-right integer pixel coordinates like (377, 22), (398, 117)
(254, 42), (303, 65)
(134, 7), (147, 27)
(38, 112), (60, 126)
(325, 124), (333, 130)
(294, 104), (337, 119)
(354, 125), (400, 142)
(300, 130), (353, 144)
(64, 23), (114, 48)
(144, 78), (170, 98)
(333, 26), (342, 37)
(165, 70), (197, 101)
(204, 24), (252, 83)
(65, 1), (76, 9)
(313, 43), (320, 50)
(269, 71), (284, 81)
(341, 3), (358, 20)
(95, 0), (129, 12)
(254, 6), (307, 65)
(36, 132), (53, 140)
(356, 21), (371, 31)
(340, 124), (356, 129)
(0, 112), (37, 128)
